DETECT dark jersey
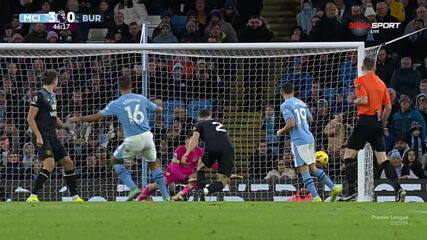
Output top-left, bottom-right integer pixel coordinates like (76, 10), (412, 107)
(194, 119), (233, 151)
(30, 88), (58, 137)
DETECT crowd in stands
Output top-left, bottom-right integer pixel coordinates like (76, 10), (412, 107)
(0, 0), (427, 184)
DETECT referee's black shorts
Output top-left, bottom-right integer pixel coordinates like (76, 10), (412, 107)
(346, 115), (386, 152)
(33, 135), (68, 162)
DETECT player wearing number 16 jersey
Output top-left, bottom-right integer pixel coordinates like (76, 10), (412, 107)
(69, 76), (170, 201)
(182, 109), (235, 201)
(276, 83), (341, 202)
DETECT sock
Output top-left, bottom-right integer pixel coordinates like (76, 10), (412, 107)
(64, 169), (78, 196)
(301, 171), (319, 198)
(206, 181), (224, 195)
(152, 168), (169, 200)
(113, 164), (137, 190)
(212, 162), (219, 171)
(381, 160), (402, 191)
(344, 158), (357, 195)
(32, 169), (51, 195)
(180, 181), (197, 196)
(314, 168), (335, 189)
(196, 170), (206, 190)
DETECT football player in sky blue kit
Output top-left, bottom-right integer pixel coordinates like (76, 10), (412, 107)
(70, 76), (170, 201)
(276, 82), (341, 202)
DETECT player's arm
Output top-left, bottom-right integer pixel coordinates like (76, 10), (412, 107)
(182, 131), (200, 164)
(27, 106), (43, 147)
(70, 112), (105, 123)
(381, 85), (392, 125)
(277, 118), (295, 136)
(349, 80), (368, 105)
(154, 99), (163, 113)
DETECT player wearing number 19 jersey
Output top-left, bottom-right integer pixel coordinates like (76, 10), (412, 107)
(277, 83), (341, 202)
(69, 76), (170, 201)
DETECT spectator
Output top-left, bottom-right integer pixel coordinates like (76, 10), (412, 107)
(386, 88), (400, 129)
(420, 79), (427, 95)
(277, 57), (313, 99)
(81, 153), (98, 179)
(309, 16), (320, 35)
(30, 158), (41, 180)
(296, 0), (317, 35)
(387, 0), (406, 22)
(402, 149), (426, 178)
(335, 0), (348, 22)
(238, 15), (273, 43)
(342, 5), (367, 41)
(164, 63), (188, 101)
(21, 142), (34, 170)
(404, 6), (427, 34)
(415, 93), (427, 124)
(392, 95), (427, 142)
(152, 23), (178, 43)
(46, 31), (59, 43)
(11, 14), (25, 36)
(114, 0), (147, 26)
(1, 121), (20, 150)
(374, 2), (401, 47)
(157, 139), (170, 166)
(312, 99), (331, 150)
(381, 149), (412, 179)
(194, 0), (208, 34)
(304, 82), (322, 115)
(409, 121), (426, 157)
(390, 57), (421, 99)
(91, 0), (114, 28)
(3, 152), (26, 180)
(106, 12), (130, 41)
(0, 91), (6, 126)
(290, 26), (309, 42)
(339, 51), (358, 95)
(2, 24), (13, 43)
(173, 106), (195, 137)
(151, 10), (176, 39)
(376, 48), (395, 86)
(127, 22), (141, 43)
(394, 135), (411, 157)
(10, 33), (24, 43)
(416, 55), (427, 78)
(165, 128), (180, 150)
(264, 155), (297, 181)
(288, 185), (312, 201)
(250, 141), (275, 179)
(205, 10), (238, 43)
(363, 7), (377, 47)
(324, 113), (349, 163)
(310, 2), (343, 41)
(401, 18), (427, 63)
(24, 23), (47, 43)
(261, 105), (281, 155)
(206, 23), (226, 42)
(223, 0), (246, 33)
(180, 21), (203, 43)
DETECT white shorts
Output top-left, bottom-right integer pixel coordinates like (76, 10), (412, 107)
(291, 143), (316, 168)
(113, 131), (157, 163)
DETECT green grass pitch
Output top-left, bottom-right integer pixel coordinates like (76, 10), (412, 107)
(1, 202), (426, 240)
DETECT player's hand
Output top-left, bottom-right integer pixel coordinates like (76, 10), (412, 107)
(347, 93), (355, 103)
(36, 136), (43, 148)
(276, 129), (284, 137)
(155, 99), (162, 106)
(181, 153), (189, 164)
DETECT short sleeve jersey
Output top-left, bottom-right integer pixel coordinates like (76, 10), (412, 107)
(280, 97), (314, 145)
(354, 72), (391, 116)
(194, 119), (233, 151)
(30, 88), (58, 137)
(100, 93), (157, 138)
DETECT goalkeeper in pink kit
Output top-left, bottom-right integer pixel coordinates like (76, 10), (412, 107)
(137, 134), (218, 201)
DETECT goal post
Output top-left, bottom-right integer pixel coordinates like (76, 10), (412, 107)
(0, 42), (378, 202)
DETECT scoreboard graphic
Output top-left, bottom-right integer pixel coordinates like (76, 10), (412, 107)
(19, 11), (103, 30)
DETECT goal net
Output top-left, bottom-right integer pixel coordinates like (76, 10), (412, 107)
(0, 43), (377, 202)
